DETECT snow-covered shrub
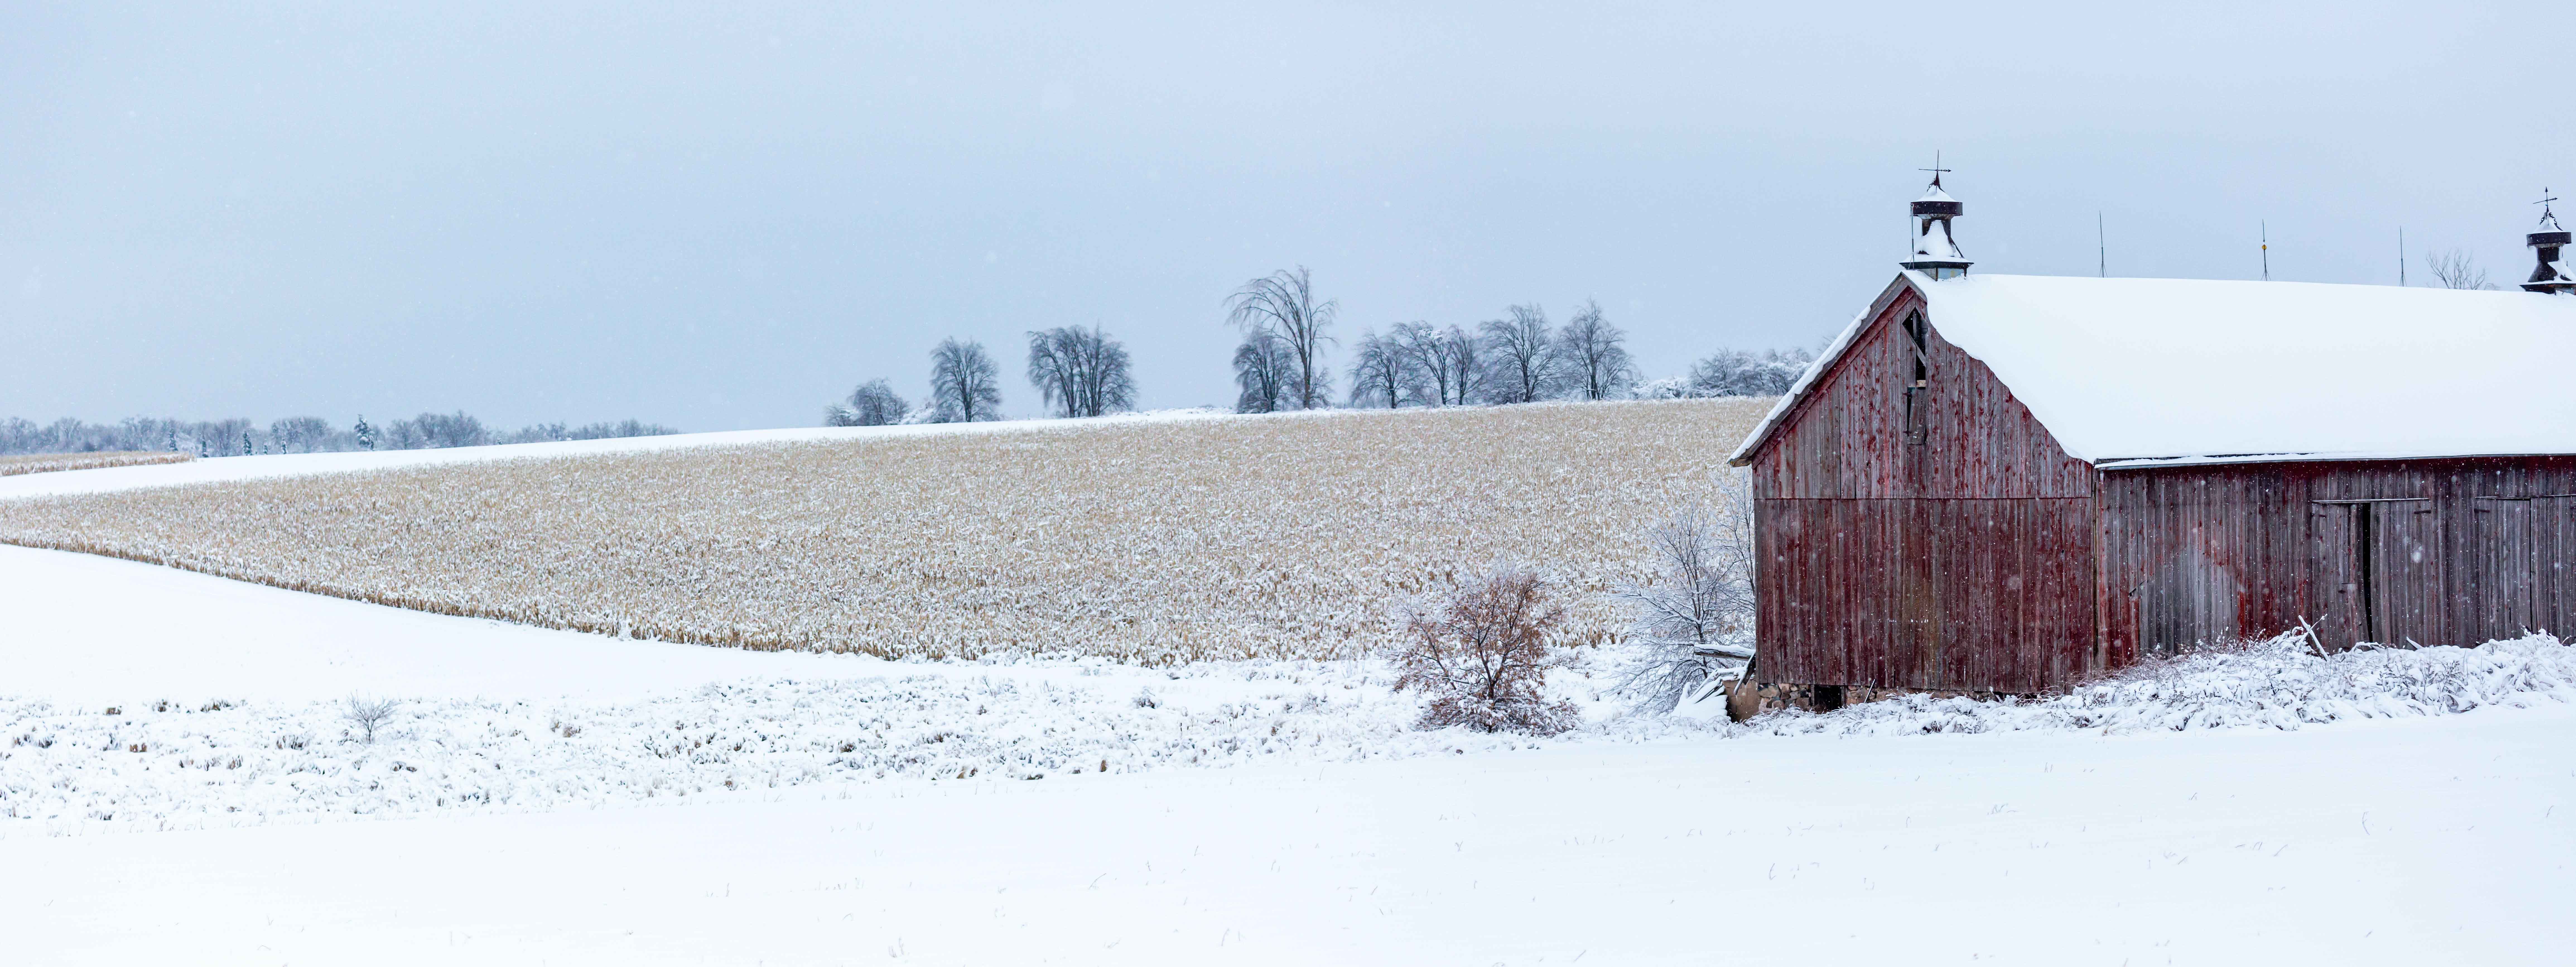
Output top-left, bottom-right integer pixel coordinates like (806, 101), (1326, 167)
(1609, 473), (1757, 713)
(342, 695), (399, 744)
(1626, 376), (1693, 401)
(826, 379), (910, 427)
(1685, 347), (1813, 397)
(1393, 562), (1581, 735)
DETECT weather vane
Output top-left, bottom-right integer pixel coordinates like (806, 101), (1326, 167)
(2539, 187), (2562, 227)
(1920, 151), (1951, 187)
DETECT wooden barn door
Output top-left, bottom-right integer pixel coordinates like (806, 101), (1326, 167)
(2475, 495), (2576, 640)
(2310, 502), (2370, 648)
(2475, 498), (2540, 640)
(2371, 500), (2445, 646)
(2312, 498), (2443, 648)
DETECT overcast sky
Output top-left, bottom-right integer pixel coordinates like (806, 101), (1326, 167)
(4, 2), (2567, 430)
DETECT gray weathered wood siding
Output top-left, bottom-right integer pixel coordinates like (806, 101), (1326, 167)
(2100, 457), (2576, 654)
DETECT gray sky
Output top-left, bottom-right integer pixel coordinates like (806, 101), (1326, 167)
(4, 2), (2567, 430)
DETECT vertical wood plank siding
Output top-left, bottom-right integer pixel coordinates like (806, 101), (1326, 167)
(1750, 289), (2103, 695)
(2100, 457), (2576, 653)
(1748, 279), (2574, 700)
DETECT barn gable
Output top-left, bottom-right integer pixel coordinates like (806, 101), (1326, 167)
(1736, 275), (2103, 699)
(1736, 277), (2093, 499)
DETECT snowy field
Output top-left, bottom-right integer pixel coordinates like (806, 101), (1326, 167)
(10, 703), (2571, 967)
(5, 544), (2574, 964)
(0, 409), (1241, 500)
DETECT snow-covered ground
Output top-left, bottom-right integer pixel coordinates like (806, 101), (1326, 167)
(4, 544), (2573, 964)
(0, 545), (1685, 834)
(6, 699), (2569, 965)
(0, 545), (915, 706)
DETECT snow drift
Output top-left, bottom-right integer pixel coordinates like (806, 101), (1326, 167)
(10, 633), (2572, 837)
(1740, 632), (2576, 736)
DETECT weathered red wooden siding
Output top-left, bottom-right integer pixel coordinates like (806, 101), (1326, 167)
(2100, 457), (2576, 654)
(1748, 281), (2102, 695)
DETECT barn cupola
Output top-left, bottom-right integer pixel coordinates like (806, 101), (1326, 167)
(1899, 163), (1972, 280)
(2524, 189), (2575, 295)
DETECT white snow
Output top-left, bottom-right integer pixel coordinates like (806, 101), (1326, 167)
(7, 543), (2576, 962)
(1732, 272), (2576, 466)
(0, 408), (1238, 500)
(0, 545), (913, 706)
(1913, 216), (1965, 261)
(3, 698), (2569, 964)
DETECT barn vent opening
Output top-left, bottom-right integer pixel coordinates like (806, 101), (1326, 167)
(1902, 311), (1930, 444)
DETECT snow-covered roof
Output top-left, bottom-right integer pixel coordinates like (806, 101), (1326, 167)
(1915, 184), (1957, 205)
(1729, 272), (2576, 468)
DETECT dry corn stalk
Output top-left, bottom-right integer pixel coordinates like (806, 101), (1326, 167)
(0, 400), (1768, 664)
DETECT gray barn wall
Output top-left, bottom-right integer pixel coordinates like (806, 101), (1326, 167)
(2100, 457), (2576, 654)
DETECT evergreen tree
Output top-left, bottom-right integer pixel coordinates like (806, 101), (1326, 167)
(354, 415), (375, 451)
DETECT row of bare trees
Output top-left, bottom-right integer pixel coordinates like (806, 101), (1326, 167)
(1233, 266), (1644, 413)
(830, 265), (1813, 426)
(828, 328), (1136, 427)
(0, 413), (674, 456)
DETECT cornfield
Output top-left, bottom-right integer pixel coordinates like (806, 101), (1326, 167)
(0, 400), (1768, 664)
(0, 451), (194, 477)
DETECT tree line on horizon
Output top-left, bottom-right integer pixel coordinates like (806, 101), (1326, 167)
(0, 413), (678, 457)
(825, 266), (1818, 428)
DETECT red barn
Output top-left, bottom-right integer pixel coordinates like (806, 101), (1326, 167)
(1724, 180), (2576, 714)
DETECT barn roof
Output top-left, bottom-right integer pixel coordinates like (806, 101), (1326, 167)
(1728, 272), (2576, 469)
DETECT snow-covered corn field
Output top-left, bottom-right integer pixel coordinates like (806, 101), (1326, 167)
(0, 450), (192, 477)
(0, 400), (1768, 663)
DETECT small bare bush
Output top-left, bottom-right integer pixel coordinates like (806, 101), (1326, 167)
(1611, 471), (1758, 713)
(1392, 562), (1580, 735)
(343, 695), (399, 744)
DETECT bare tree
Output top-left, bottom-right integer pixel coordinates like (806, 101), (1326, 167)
(1391, 562), (1580, 735)
(1345, 329), (1416, 409)
(2424, 248), (2496, 290)
(1553, 299), (1637, 401)
(1225, 266), (1337, 409)
(928, 338), (1003, 422)
(1392, 321), (1476, 407)
(1024, 325), (1137, 419)
(1232, 328), (1294, 413)
(1432, 324), (1485, 405)
(1611, 472), (1759, 713)
(343, 695), (400, 744)
(1479, 303), (1558, 404)
(828, 379), (910, 426)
